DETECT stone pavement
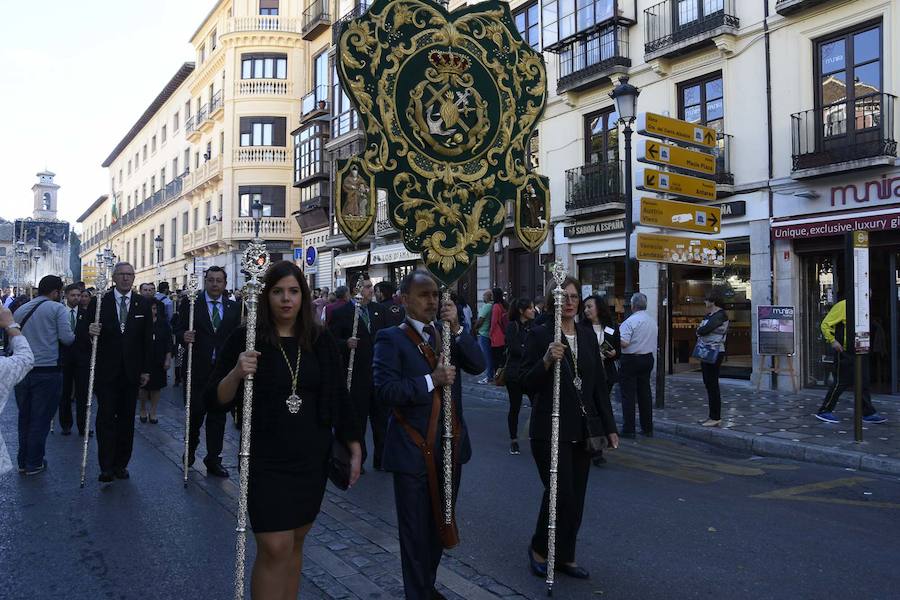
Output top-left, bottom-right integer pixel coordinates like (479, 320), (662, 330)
(464, 374), (900, 476)
(139, 385), (529, 600)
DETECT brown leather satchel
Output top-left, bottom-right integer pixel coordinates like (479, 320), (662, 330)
(392, 323), (461, 549)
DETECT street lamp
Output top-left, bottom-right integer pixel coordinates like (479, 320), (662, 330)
(250, 200), (264, 239)
(610, 75), (640, 316)
(30, 246), (41, 289)
(154, 235), (163, 282)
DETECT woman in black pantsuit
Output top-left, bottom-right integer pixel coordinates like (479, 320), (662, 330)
(522, 277), (619, 581)
(139, 300), (173, 424)
(211, 261), (362, 599)
(582, 294), (621, 466)
(504, 298), (534, 455)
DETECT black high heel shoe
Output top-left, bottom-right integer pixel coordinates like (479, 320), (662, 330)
(139, 415), (148, 424)
(528, 547), (547, 578)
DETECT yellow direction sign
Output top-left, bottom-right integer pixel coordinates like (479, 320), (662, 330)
(639, 197), (721, 234)
(637, 139), (716, 176)
(636, 112), (718, 149)
(636, 168), (717, 202)
(636, 232), (726, 267)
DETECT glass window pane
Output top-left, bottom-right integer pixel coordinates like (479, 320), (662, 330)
(595, 0), (614, 21)
(853, 61), (880, 96)
(705, 77), (723, 100)
(854, 28), (880, 65)
(820, 39), (845, 74)
(528, 25), (539, 49)
(264, 59), (274, 78)
(682, 84), (701, 108)
(706, 97), (724, 121)
(560, 14), (575, 38)
(684, 105), (702, 123)
(560, 0), (575, 17)
(529, 4), (539, 22)
(264, 124), (273, 146)
(242, 60), (251, 79)
(704, 0), (724, 14)
(577, 8), (592, 31)
(822, 103), (847, 137)
(515, 13), (526, 32)
(240, 133), (250, 146)
(678, 0), (698, 25)
(542, 1), (558, 24)
(821, 72), (846, 105)
(543, 25), (557, 46)
(276, 59), (287, 79)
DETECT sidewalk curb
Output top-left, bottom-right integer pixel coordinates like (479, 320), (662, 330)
(655, 418), (900, 477)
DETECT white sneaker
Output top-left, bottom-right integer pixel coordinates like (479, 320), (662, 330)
(700, 419), (721, 427)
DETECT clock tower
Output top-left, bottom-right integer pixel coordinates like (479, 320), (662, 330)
(32, 170), (60, 220)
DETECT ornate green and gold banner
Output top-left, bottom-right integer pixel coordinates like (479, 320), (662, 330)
(335, 0), (548, 286)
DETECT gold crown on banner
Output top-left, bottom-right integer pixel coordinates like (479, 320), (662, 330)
(428, 50), (469, 75)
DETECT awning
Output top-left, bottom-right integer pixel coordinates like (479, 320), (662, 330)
(334, 249), (369, 269)
(771, 209), (900, 240)
(370, 243), (419, 265)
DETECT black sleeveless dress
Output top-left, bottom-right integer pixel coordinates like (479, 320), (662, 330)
(212, 327), (357, 532)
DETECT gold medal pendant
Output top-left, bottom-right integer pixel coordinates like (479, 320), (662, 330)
(286, 394), (302, 414)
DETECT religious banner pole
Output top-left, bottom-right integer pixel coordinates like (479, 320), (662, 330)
(346, 277), (365, 391)
(233, 234), (270, 600)
(182, 268), (200, 486)
(545, 261), (567, 595)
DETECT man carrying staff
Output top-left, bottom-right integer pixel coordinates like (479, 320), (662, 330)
(87, 262), (152, 482)
(175, 266), (240, 477)
(373, 270), (484, 600)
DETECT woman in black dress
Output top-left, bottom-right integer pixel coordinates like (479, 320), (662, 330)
(504, 298), (534, 455)
(139, 300), (172, 424)
(522, 277), (618, 581)
(582, 294), (621, 466)
(212, 261), (362, 599)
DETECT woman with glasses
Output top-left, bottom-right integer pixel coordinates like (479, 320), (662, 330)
(521, 276), (619, 581)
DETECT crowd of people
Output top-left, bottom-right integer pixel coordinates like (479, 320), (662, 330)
(2, 262), (887, 600)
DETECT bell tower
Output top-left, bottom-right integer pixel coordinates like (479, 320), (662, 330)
(32, 170), (59, 220)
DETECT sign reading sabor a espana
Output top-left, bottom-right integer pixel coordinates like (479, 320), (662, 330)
(335, 0), (548, 286)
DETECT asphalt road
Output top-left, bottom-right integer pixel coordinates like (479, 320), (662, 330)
(2, 384), (899, 600)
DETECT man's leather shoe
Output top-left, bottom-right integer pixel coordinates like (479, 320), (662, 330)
(206, 461), (230, 478)
(114, 468), (130, 480)
(98, 471), (115, 483)
(528, 547), (548, 578)
(556, 563), (589, 579)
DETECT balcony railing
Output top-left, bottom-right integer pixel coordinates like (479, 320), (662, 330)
(197, 103), (208, 124)
(713, 133), (733, 186)
(224, 16), (302, 34)
(565, 161), (624, 213)
(236, 79), (292, 96)
(791, 93), (897, 173)
(333, 3), (369, 46)
(209, 90), (223, 115)
(233, 217), (297, 238)
(302, 0), (331, 39)
(185, 114), (196, 134)
(556, 24), (630, 94)
(233, 147), (290, 165)
(775, 0), (839, 16)
(375, 198), (393, 235)
(183, 156), (222, 193)
(644, 0), (739, 57)
(301, 86), (330, 118)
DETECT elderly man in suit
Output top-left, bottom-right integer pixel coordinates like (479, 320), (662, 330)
(175, 266), (240, 477)
(373, 270), (484, 600)
(87, 262), (152, 482)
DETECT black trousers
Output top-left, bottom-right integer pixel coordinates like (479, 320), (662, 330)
(187, 384), (225, 464)
(620, 353), (654, 434)
(394, 468), (461, 600)
(506, 381), (525, 439)
(700, 354), (725, 420)
(96, 378), (139, 472)
(58, 361), (87, 433)
(354, 390), (371, 465)
(530, 440), (591, 563)
(369, 392), (388, 468)
(818, 351), (877, 416)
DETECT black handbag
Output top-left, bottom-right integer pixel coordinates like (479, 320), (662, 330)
(328, 439), (352, 490)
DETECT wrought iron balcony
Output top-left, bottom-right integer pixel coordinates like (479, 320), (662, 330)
(644, 0), (739, 59)
(333, 3), (369, 46)
(775, 0), (843, 16)
(209, 90), (224, 116)
(184, 114), (196, 134)
(197, 103), (208, 124)
(555, 24), (630, 94)
(301, 86), (329, 120)
(790, 93), (897, 176)
(303, 0), (331, 40)
(565, 161), (624, 216)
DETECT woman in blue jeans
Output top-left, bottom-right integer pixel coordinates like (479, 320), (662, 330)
(696, 289), (729, 427)
(475, 290), (494, 383)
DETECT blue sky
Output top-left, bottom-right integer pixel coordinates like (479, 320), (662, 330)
(0, 0), (213, 228)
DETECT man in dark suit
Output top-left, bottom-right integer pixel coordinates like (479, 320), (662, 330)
(58, 283), (85, 435)
(330, 278), (379, 468)
(175, 266), (240, 477)
(87, 262), (152, 482)
(373, 270), (484, 600)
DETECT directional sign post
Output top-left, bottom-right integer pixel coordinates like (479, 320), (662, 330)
(636, 112), (718, 149)
(635, 168), (717, 202)
(637, 139), (716, 176)
(639, 197), (721, 234)
(635, 232), (726, 267)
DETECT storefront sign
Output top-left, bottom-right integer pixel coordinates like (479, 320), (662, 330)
(853, 231), (870, 354)
(757, 305), (795, 355)
(636, 140), (716, 176)
(830, 174), (900, 207)
(636, 112), (718, 149)
(639, 197), (720, 234)
(635, 232), (726, 267)
(370, 244), (419, 265)
(563, 219), (625, 238)
(636, 168), (717, 202)
(772, 212), (900, 239)
(712, 200), (746, 218)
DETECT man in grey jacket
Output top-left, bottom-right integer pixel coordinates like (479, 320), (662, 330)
(13, 275), (75, 475)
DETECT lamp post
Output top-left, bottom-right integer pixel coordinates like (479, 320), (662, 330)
(154, 234), (163, 283)
(14, 240), (26, 294)
(250, 200), (264, 239)
(30, 246), (41, 290)
(610, 76), (640, 317)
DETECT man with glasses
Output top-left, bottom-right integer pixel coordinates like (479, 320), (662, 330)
(87, 262), (152, 482)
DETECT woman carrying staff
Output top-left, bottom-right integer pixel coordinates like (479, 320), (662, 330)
(522, 277), (619, 581)
(582, 294), (621, 466)
(210, 260), (362, 599)
(696, 288), (729, 427)
(139, 300), (173, 424)
(503, 298), (535, 455)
